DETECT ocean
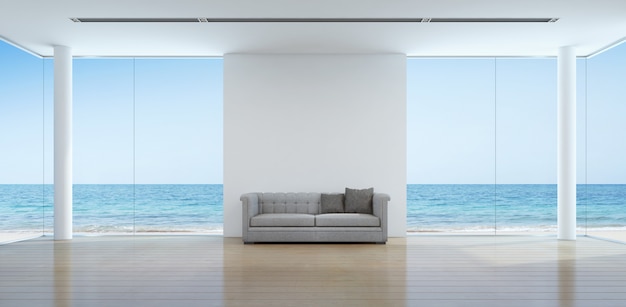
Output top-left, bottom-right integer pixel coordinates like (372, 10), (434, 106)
(1, 184), (625, 233)
(408, 184), (626, 232)
(0, 184), (223, 233)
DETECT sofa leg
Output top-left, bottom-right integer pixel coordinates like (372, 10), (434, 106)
(243, 242), (254, 245)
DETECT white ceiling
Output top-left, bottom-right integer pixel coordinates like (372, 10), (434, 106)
(1, 0), (626, 57)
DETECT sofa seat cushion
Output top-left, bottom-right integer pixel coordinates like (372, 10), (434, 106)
(315, 213), (380, 227)
(250, 213), (315, 227)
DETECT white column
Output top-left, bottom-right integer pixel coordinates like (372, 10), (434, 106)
(557, 46), (576, 240)
(54, 46), (73, 240)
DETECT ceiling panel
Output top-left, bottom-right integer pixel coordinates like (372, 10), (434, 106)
(0, 0), (625, 57)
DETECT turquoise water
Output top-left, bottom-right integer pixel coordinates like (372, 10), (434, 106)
(1, 184), (625, 233)
(0, 184), (223, 233)
(408, 184), (626, 232)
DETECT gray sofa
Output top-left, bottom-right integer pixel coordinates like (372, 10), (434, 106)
(241, 191), (390, 243)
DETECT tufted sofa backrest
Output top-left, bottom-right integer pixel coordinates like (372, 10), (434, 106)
(258, 192), (320, 215)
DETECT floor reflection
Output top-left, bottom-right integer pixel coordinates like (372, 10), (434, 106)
(558, 240), (576, 307)
(223, 238), (407, 304)
(54, 240), (72, 307)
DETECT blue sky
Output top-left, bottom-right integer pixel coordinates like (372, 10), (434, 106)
(407, 58), (557, 184)
(0, 41), (223, 184)
(407, 48), (626, 184)
(584, 44), (626, 184)
(1, 40), (624, 184)
(72, 58), (223, 184)
(0, 43), (51, 184)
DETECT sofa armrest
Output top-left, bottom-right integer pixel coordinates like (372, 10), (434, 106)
(241, 193), (260, 243)
(373, 193), (390, 241)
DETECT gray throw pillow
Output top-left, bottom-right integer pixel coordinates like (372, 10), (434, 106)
(321, 193), (345, 213)
(344, 187), (374, 214)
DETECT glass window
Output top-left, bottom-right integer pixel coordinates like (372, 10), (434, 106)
(407, 59), (496, 233)
(134, 59), (223, 233)
(408, 58), (560, 235)
(73, 59), (135, 233)
(495, 59), (557, 233)
(71, 58), (223, 234)
(583, 43), (626, 240)
(0, 41), (46, 241)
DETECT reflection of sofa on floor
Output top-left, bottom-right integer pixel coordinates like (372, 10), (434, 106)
(241, 188), (390, 244)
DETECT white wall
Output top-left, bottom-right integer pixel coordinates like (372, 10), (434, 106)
(223, 54), (406, 237)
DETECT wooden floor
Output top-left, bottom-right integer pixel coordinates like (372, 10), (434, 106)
(1, 235), (626, 307)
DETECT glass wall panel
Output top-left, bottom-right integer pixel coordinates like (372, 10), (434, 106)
(495, 59), (557, 233)
(43, 58), (54, 235)
(584, 43), (626, 241)
(134, 59), (223, 233)
(73, 59), (134, 233)
(0, 41), (45, 241)
(576, 58), (588, 236)
(407, 59), (496, 233)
